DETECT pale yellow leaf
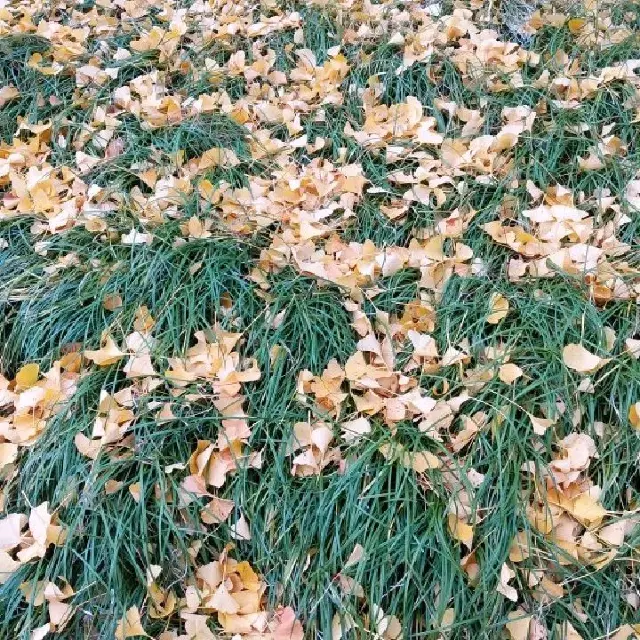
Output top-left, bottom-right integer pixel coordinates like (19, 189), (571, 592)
(84, 337), (126, 366)
(115, 606), (148, 639)
(487, 293), (509, 324)
(562, 344), (607, 374)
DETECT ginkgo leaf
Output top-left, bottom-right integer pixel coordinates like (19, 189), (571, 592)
(210, 583), (240, 614)
(30, 623), (51, 640)
(629, 402), (640, 430)
(499, 363), (523, 384)
(447, 514), (473, 549)
(103, 294), (123, 311)
(84, 337), (126, 366)
(230, 514), (251, 541)
(562, 622), (584, 640)
(530, 414), (555, 435)
(274, 607), (304, 640)
(496, 563), (518, 601)
(123, 354), (157, 378)
(562, 344), (608, 374)
(505, 610), (532, 640)
(487, 293), (509, 324)
(571, 493), (607, 526)
(625, 338), (640, 359)
(341, 417), (371, 442)
(114, 606), (148, 639)
(0, 443), (19, 470)
(15, 363), (40, 390)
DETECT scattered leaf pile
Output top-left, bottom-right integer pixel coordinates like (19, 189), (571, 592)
(1, 0), (640, 637)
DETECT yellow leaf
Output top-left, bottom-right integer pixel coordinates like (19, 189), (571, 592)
(487, 293), (509, 324)
(402, 450), (441, 472)
(571, 493), (607, 526)
(128, 483), (141, 503)
(561, 621), (584, 640)
(341, 417), (371, 442)
(210, 583), (239, 614)
(123, 354), (156, 378)
(447, 513), (473, 549)
(609, 624), (640, 640)
(496, 562), (518, 601)
(84, 337), (126, 366)
(530, 414), (555, 436)
(629, 402), (640, 430)
(567, 18), (586, 33)
(105, 480), (123, 495)
(115, 606), (148, 640)
(562, 343), (607, 374)
(15, 363), (40, 390)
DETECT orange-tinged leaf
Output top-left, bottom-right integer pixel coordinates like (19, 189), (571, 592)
(571, 493), (607, 526)
(274, 606), (304, 640)
(103, 294), (123, 311)
(0, 443), (19, 470)
(567, 18), (587, 33)
(629, 402), (640, 430)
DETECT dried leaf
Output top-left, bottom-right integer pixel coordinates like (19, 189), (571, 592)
(115, 606), (148, 639)
(487, 293), (509, 324)
(499, 363), (523, 384)
(562, 344), (607, 374)
(84, 337), (126, 366)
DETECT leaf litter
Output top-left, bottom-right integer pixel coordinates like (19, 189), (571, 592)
(0, 0), (640, 637)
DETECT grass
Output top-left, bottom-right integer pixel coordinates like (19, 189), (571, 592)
(1, 1), (640, 639)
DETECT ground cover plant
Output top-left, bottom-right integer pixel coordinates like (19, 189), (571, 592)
(0, 0), (639, 638)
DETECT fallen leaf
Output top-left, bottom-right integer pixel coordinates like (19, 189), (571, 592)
(562, 344), (607, 374)
(630, 402), (640, 430)
(103, 294), (123, 311)
(341, 417), (371, 442)
(447, 513), (473, 549)
(496, 562), (518, 601)
(15, 363), (40, 390)
(505, 609), (532, 640)
(84, 336), (126, 366)
(499, 363), (523, 384)
(487, 293), (509, 324)
(115, 606), (148, 639)
(274, 606), (304, 640)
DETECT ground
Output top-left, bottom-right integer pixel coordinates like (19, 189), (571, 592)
(0, 1), (640, 639)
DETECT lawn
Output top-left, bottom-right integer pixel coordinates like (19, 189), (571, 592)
(0, 0), (640, 638)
